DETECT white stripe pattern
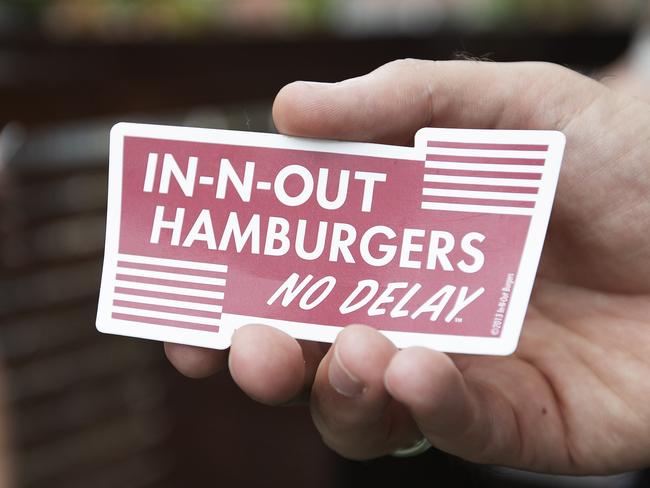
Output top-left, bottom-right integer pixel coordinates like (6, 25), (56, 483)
(422, 147), (548, 159)
(117, 253), (228, 273)
(423, 174), (540, 187)
(425, 161), (544, 173)
(421, 141), (548, 215)
(422, 188), (537, 201)
(116, 266), (226, 286)
(420, 202), (535, 215)
(112, 306), (221, 326)
(114, 280), (225, 299)
(113, 293), (223, 312)
(113, 254), (227, 329)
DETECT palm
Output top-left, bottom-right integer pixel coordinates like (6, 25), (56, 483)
(454, 275), (650, 472)
(447, 79), (650, 469)
(451, 112), (650, 471)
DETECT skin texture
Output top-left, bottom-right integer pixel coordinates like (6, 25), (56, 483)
(165, 60), (650, 474)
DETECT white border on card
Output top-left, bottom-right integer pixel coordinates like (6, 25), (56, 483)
(97, 123), (565, 356)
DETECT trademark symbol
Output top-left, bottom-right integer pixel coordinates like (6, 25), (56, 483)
(454, 317), (463, 323)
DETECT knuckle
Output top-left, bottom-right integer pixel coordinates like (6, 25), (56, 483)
(527, 61), (575, 80)
(384, 57), (427, 72)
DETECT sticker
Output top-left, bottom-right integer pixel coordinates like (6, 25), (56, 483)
(96, 122), (565, 355)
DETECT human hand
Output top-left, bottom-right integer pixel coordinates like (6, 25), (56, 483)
(165, 60), (650, 474)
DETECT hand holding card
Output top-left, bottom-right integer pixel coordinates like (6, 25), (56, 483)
(122, 60), (650, 473)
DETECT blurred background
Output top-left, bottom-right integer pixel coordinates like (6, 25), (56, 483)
(0, 1), (649, 487)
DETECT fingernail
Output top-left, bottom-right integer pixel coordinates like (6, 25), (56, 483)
(328, 345), (365, 398)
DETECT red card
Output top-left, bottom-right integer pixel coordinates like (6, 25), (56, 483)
(97, 123), (565, 355)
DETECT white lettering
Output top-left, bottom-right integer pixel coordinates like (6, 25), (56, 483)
(339, 280), (379, 314)
(182, 209), (216, 249)
(218, 212), (260, 253)
(354, 171), (387, 212)
(150, 205), (184, 245)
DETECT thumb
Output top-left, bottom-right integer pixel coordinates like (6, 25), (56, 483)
(272, 59), (604, 144)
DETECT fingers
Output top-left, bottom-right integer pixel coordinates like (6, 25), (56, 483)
(164, 342), (227, 379)
(310, 325), (421, 460)
(166, 325), (326, 406)
(273, 59), (604, 144)
(228, 325), (325, 406)
(293, 339), (329, 404)
(385, 348), (520, 465)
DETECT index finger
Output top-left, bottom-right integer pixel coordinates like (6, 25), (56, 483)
(164, 342), (228, 378)
(272, 59), (603, 144)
